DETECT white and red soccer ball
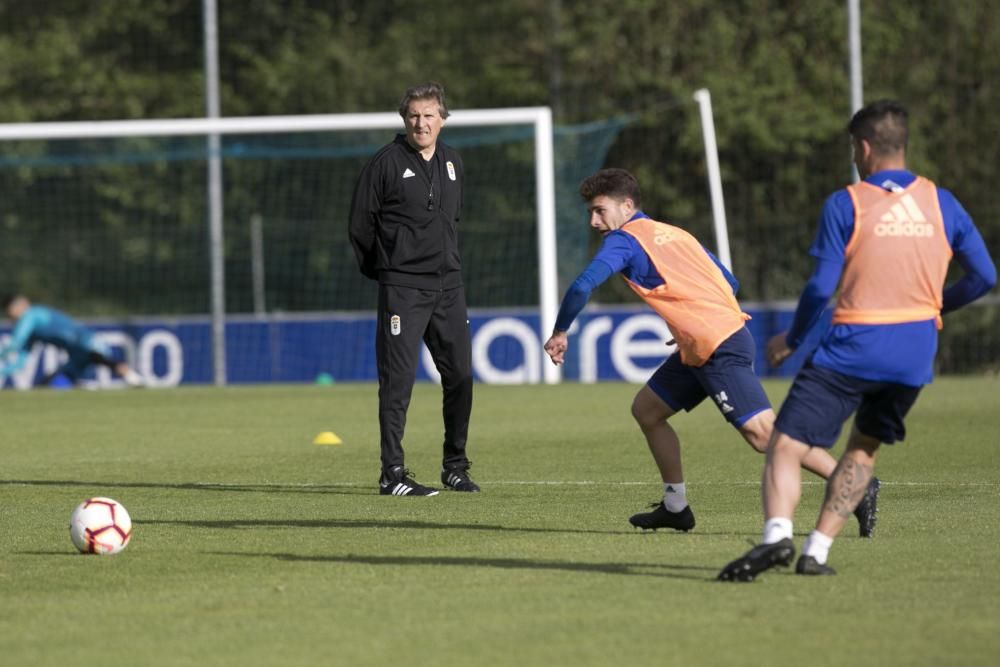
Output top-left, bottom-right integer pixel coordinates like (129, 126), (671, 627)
(69, 497), (133, 555)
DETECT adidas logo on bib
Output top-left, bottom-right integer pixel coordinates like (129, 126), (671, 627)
(875, 194), (934, 237)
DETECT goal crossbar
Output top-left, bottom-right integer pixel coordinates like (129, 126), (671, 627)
(0, 108), (553, 140)
(0, 107), (561, 384)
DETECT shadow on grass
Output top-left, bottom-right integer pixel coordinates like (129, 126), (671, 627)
(140, 516), (752, 537)
(141, 517), (634, 536)
(0, 478), (368, 496)
(212, 550), (719, 580)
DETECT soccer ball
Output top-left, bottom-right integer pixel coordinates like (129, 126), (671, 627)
(69, 497), (133, 555)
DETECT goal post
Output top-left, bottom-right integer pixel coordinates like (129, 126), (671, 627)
(0, 108), (561, 384)
(692, 89), (732, 272)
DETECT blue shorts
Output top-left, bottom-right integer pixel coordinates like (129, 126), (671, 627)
(647, 327), (771, 428)
(775, 361), (922, 448)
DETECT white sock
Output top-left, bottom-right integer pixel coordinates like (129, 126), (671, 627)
(762, 517), (794, 544)
(802, 530), (834, 564)
(662, 482), (687, 512)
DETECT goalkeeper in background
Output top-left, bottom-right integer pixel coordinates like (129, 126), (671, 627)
(0, 294), (143, 388)
(543, 169), (877, 534)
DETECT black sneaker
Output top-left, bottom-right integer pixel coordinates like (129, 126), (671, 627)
(379, 467), (439, 496)
(717, 538), (796, 582)
(853, 477), (880, 538)
(628, 502), (695, 532)
(441, 467), (480, 492)
(795, 555), (836, 576)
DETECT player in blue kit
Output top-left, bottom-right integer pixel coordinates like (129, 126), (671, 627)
(545, 169), (876, 533)
(719, 100), (997, 581)
(0, 294), (143, 388)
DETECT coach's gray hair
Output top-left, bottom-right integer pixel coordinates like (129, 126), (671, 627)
(398, 81), (450, 119)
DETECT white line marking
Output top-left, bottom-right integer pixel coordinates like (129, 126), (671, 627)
(173, 480), (999, 489)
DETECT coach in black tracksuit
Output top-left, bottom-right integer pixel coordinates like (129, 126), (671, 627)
(348, 82), (479, 496)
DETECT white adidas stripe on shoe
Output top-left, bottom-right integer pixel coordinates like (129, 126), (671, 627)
(440, 467), (481, 492)
(378, 468), (439, 496)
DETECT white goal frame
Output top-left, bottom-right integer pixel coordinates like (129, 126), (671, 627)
(0, 108), (561, 385)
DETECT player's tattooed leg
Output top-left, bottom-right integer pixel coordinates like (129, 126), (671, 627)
(823, 457), (874, 519)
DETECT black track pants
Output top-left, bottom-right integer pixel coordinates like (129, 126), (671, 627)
(375, 283), (473, 472)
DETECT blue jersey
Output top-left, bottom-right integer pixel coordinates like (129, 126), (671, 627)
(0, 305), (97, 377)
(786, 170), (997, 386)
(554, 212), (738, 331)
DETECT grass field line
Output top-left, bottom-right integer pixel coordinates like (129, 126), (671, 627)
(488, 480), (998, 487)
(159, 479), (997, 488)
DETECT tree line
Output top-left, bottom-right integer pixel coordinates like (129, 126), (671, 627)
(0, 0), (996, 370)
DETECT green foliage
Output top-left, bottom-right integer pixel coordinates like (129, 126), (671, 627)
(0, 0), (203, 121)
(0, 0), (996, 359)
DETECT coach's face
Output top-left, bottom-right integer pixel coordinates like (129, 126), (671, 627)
(587, 195), (635, 235)
(404, 98), (445, 157)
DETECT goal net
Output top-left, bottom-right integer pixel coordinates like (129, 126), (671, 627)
(0, 110), (625, 386)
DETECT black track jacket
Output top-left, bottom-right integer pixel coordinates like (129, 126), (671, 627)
(349, 134), (465, 291)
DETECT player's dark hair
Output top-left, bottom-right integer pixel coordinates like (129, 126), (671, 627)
(398, 81), (450, 119)
(848, 99), (909, 155)
(579, 168), (642, 208)
(1, 294), (19, 311)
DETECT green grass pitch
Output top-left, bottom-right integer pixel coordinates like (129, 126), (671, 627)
(2, 378), (998, 666)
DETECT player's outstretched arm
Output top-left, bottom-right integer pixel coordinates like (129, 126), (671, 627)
(547, 250), (620, 368)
